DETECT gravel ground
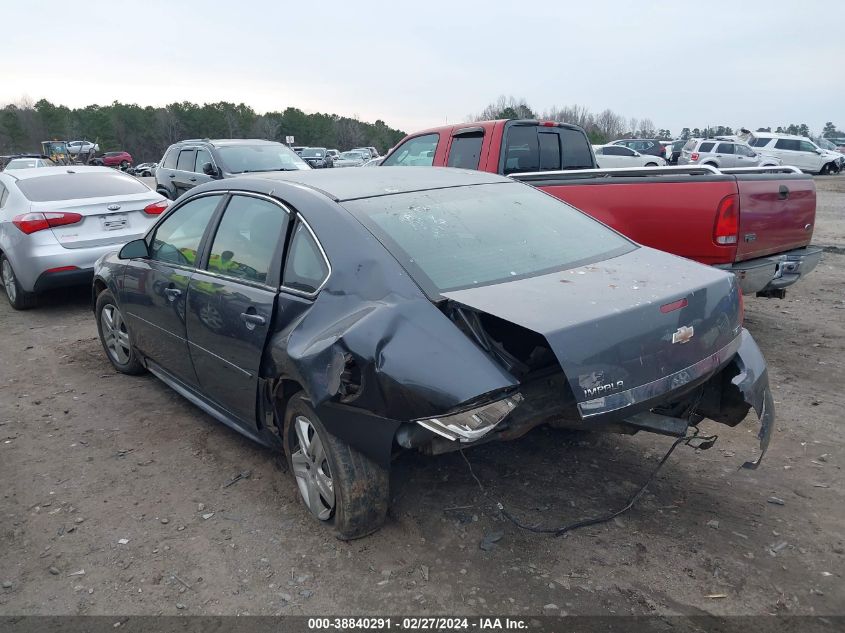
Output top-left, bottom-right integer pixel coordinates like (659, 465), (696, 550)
(0, 176), (843, 616)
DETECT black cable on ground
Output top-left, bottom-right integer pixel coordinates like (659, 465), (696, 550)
(460, 428), (718, 538)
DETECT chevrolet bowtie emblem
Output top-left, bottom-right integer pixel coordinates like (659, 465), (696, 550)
(672, 325), (695, 344)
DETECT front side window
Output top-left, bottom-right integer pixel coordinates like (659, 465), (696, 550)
(447, 133), (483, 170)
(345, 182), (635, 296)
(176, 149), (195, 171)
(503, 126), (539, 174)
(195, 148), (213, 173)
(282, 221), (329, 294)
(382, 134), (440, 167)
(149, 195), (220, 266)
(799, 141), (817, 153)
(206, 196), (288, 284)
(736, 144), (755, 157)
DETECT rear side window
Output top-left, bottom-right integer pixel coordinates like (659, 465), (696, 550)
(749, 137), (771, 147)
(0, 183), (8, 208)
(16, 172), (150, 202)
(206, 195), (288, 284)
(162, 148), (178, 169)
(447, 133), (483, 170)
(382, 134), (439, 167)
(282, 221), (329, 294)
(775, 139), (800, 151)
(698, 142), (715, 152)
(176, 149), (195, 171)
(560, 128), (594, 168)
(503, 125), (539, 174)
(716, 143), (735, 154)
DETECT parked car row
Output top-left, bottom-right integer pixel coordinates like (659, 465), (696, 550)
(0, 118), (825, 540)
(292, 146), (382, 167)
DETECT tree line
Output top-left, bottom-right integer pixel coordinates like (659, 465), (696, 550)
(471, 96), (841, 143)
(0, 99), (408, 163)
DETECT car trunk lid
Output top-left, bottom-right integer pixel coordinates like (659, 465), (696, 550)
(442, 247), (742, 412)
(38, 193), (164, 249)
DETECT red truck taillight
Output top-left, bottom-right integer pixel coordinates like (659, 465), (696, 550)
(13, 212), (83, 235)
(713, 195), (739, 245)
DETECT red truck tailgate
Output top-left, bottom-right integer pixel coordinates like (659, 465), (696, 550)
(538, 177), (739, 265)
(733, 174), (816, 262)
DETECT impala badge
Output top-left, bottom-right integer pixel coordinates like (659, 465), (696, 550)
(107, 204), (121, 211)
(672, 325), (695, 344)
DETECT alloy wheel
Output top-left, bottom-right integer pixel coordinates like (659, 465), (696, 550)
(291, 415), (335, 520)
(100, 304), (131, 365)
(2, 259), (16, 303)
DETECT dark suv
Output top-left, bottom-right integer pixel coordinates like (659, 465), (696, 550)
(155, 139), (309, 200)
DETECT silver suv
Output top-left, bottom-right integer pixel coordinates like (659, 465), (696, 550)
(678, 138), (781, 169)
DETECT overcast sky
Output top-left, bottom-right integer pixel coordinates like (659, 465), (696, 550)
(3, 1), (843, 136)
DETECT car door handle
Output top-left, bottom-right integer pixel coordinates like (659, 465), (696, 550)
(164, 287), (182, 301)
(169, 174), (176, 178)
(189, 177), (197, 182)
(240, 312), (266, 327)
(779, 185), (789, 200)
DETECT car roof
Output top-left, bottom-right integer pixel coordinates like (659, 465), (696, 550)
(218, 166), (511, 202)
(0, 165), (118, 181)
(752, 132), (805, 140)
(173, 138), (282, 148)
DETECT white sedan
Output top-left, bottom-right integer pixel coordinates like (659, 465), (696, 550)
(593, 145), (666, 168)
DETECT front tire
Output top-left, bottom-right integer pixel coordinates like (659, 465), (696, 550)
(284, 395), (389, 540)
(1, 254), (38, 310)
(645, 162), (658, 167)
(96, 289), (145, 375)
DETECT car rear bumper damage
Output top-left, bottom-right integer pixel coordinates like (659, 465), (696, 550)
(717, 245), (823, 296)
(400, 329), (774, 469)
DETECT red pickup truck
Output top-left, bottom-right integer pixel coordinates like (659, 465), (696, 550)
(381, 120), (823, 297)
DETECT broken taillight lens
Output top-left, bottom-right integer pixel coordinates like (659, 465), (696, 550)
(415, 393), (524, 442)
(713, 194), (739, 245)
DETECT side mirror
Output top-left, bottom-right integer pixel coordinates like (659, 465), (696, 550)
(202, 162), (217, 176)
(119, 238), (149, 260)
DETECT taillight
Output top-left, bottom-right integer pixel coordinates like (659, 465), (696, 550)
(12, 212), (83, 235)
(690, 152), (700, 161)
(143, 200), (169, 215)
(713, 194), (739, 245)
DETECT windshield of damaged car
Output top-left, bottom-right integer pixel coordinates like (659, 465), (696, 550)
(345, 182), (635, 295)
(217, 144), (310, 173)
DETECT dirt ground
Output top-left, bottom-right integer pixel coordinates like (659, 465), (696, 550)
(1, 176), (843, 617)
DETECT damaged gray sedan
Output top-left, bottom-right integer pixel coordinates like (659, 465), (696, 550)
(92, 167), (774, 539)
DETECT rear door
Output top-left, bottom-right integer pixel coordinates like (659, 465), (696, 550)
(186, 194), (289, 424)
(715, 142), (737, 167)
(122, 193), (224, 386)
(734, 174), (816, 261)
(173, 148), (197, 197)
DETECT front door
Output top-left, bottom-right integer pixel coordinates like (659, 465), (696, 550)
(186, 194), (290, 424)
(122, 193), (224, 386)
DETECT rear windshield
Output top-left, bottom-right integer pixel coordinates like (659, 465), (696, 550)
(217, 144), (310, 173)
(16, 172), (150, 202)
(344, 182), (635, 296)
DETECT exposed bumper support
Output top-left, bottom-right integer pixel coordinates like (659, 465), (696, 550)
(732, 329), (775, 469)
(716, 245), (823, 296)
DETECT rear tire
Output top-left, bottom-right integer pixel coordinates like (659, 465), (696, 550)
(95, 289), (145, 375)
(1, 254), (38, 310)
(284, 394), (389, 540)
